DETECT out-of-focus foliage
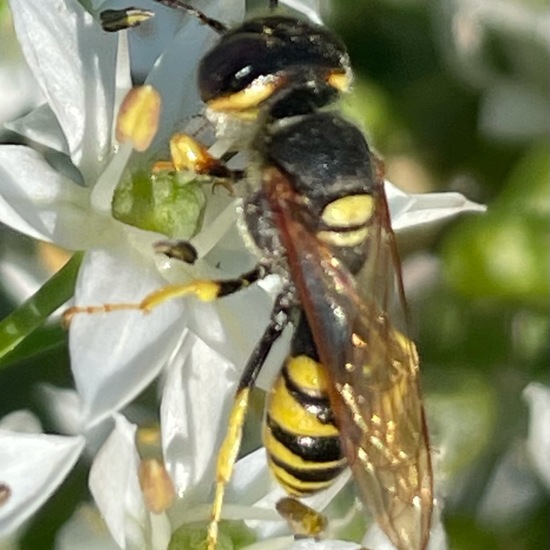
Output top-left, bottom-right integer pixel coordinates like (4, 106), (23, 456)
(443, 143), (548, 306)
(334, 0), (549, 548)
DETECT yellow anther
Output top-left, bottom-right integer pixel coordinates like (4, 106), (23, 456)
(276, 497), (327, 538)
(116, 85), (161, 152)
(138, 458), (175, 514)
(170, 133), (211, 172)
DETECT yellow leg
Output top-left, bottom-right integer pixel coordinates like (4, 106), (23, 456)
(62, 267), (263, 326)
(63, 280), (225, 326)
(206, 388), (251, 550)
(203, 305), (288, 549)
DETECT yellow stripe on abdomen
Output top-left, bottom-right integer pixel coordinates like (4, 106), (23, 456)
(263, 355), (346, 497)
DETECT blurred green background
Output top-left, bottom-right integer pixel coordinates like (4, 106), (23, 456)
(0, 0), (548, 548)
(333, 0), (549, 548)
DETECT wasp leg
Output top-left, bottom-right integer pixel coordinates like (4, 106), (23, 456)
(207, 299), (289, 550)
(62, 266), (265, 326)
(151, 0), (227, 33)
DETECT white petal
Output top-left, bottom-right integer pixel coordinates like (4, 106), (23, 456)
(161, 332), (241, 497)
(39, 385), (112, 458)
(70, 248), (186, 428)
(228, 448), (273, 504)
(184, 284), (276, 372)
(523, 383), (550, 490)
(219, 0), (246, 22)
(239, 454), (350, 540)
(5, 104), (69, 155)
(477, 444), (544, 525)
(39, 385), (83, 437)
(363, 505), (447, 550)
(88, 415), (147, 549)
(124, 2), (187, 83)
(55, 504), (120, 550)
(0, 431), (84, 535)
(144, 0), (244, 149)
(0, 239), (50, 303)
(480, 83), (549, 140)
(0, 410), (42, 433)
(8, 0), (116, 176)
(0, 55), (42, 128)
(228, 450), (351, 540)
(145, 18), (213, 150)
(385, 181), (486, 232)
(425, 512), (448, 550)
(0, 145), (93, 248)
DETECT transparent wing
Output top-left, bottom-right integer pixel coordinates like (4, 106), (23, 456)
(264, 167), (433, 550)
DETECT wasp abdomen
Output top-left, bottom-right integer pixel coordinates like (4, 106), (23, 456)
(263, 354), (346, 496)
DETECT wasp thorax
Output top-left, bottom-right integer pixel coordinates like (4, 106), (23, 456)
(262, 113), (375, 208)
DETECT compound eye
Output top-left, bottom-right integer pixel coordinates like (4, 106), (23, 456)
(198, 35), (273, 104)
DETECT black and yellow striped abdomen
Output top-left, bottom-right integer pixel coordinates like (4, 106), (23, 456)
(263, 336), (346, 496)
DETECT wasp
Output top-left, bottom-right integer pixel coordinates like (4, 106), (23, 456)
(71, 1), (434, 548)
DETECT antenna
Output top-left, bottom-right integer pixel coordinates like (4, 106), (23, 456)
(152, 0), (228, 33)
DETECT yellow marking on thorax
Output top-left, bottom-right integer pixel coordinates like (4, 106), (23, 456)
(327, 70), (352, 92)
(317, 227), (369, 247)
(207, 75), (279, 112)
(321, 194), (374, 228)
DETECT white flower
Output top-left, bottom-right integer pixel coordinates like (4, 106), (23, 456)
(81, 355), (360, 549)
(0, 0), (250, 431)
(435, 0), (549, 141)
(0, 410), (85, 536)
(472, 383), (550, 528)
(0, 0), (244, 538)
